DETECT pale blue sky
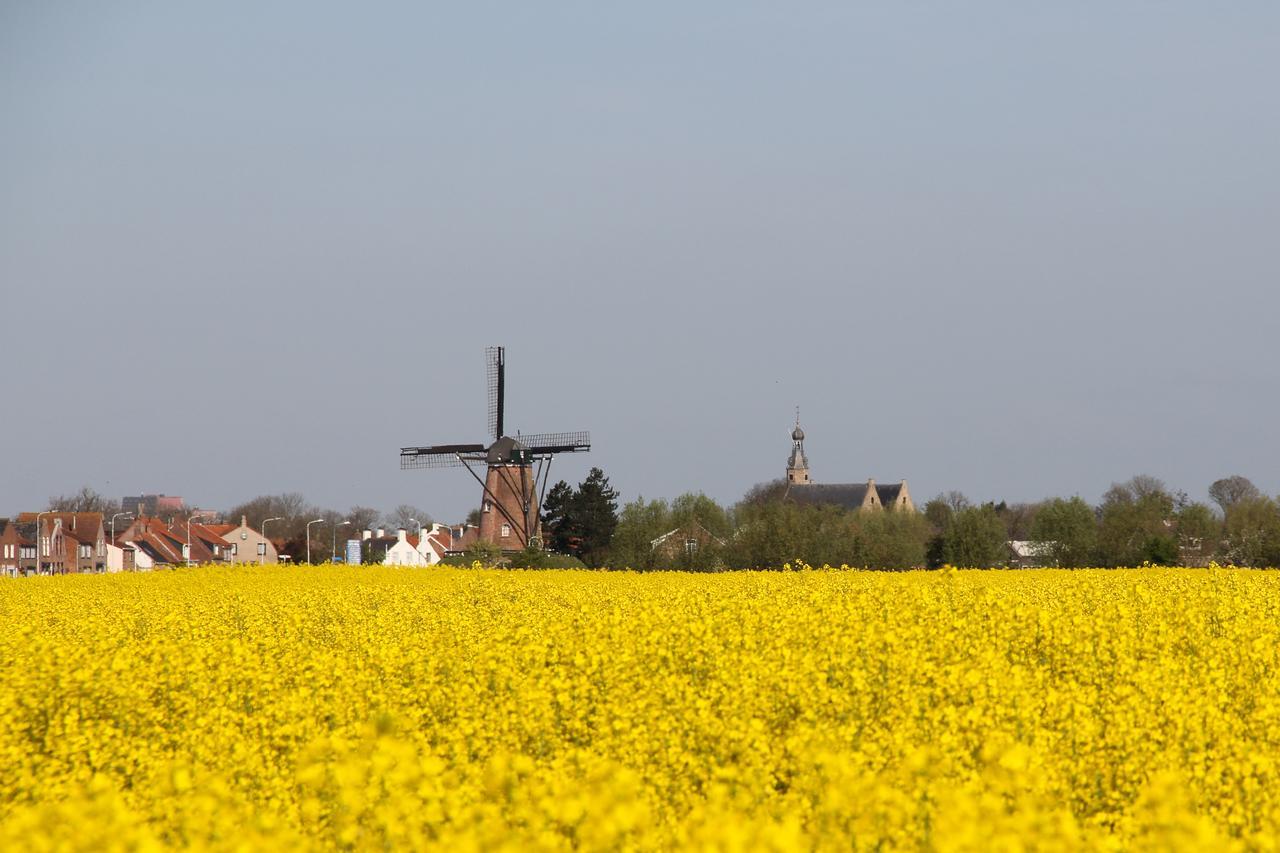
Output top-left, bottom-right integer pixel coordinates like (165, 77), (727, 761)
(2, 2), (1278, 521)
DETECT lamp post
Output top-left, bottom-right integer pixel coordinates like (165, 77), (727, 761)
(332, 520), (351, 562)
(110, 512), (133, 572)
(35, 510), (51, 575)
(261, 516), (284, 565)
(305, 518), (324, 565)
(185, 515), (202, 567)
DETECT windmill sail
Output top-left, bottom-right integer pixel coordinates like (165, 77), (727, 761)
(399, 443), (486, 469)
(486, 346), (505, 440)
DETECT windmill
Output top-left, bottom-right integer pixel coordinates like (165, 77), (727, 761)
(400, 346), (590, 551)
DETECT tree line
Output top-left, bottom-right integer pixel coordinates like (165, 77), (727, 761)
(44, 470), (1280, 570)
(536, 472), (1280, 570)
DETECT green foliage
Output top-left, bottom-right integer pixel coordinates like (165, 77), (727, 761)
(540, 481), (575, 554)
(1030, 497), (1098, 567)
(538, 468), (619, 567)
(850, 509), (930, 570)
(1223, 496), (1280, 567)
(1097, 476), (1177, 566)
(940, 505), (1008, 568)
(504, 546), (588, 569)
(464, 540), (502, 565)
(669, 493), (732, 540)
(607, 497), (674, 571)
(727, 501), (929, 570)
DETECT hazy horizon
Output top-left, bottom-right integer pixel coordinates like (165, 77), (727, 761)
(3, 3), (1277, 523)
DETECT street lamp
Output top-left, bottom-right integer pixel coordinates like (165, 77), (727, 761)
(35, 510), (51, 575)
(110, 512), (133, 572)
(185, 515), (202, 567)
(305, 518), (324, 565)
(261, 516), (284, 565)
(332, 520), (351, 562)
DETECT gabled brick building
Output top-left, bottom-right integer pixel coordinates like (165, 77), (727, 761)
(15, 512), (107, 573)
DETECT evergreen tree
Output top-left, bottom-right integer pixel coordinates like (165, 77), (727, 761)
(569, 468), (619, 567)
(540, 480), (576, 553)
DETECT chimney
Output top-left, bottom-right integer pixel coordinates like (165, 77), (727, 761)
(397, 528), (408, 543)
(362, 529), (372, 541)
(376, 528), (385, 538)
(241, 515), (247, 527)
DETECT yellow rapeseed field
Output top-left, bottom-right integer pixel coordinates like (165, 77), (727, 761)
(2, 566), (1279, 851)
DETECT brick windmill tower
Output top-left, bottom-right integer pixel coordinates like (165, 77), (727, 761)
(400, 347), (590, 551)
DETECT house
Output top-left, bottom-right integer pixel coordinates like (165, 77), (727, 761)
(446, 524), (481, 556)
(0, 519), (26, 577)
(16, 512), (108, 573)
(415, 524), (452, 565)
(781, 416), (915, 513)
(1008, 540), (1056, 569)
(115, 517), (188, 568)
(204, 516), (278, 564)
(651, 520), (727, 561)
(384, 529), (428, 566)
(164, 521), (231, 564)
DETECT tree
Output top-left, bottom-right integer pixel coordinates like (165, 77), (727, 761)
(995, 501), (1040, 540)
(384, 504), (432, 532)
(922, 495), (959, 569)
(669, 492), (731, 539)
(540, 481), (576, 554)
(537, 469), (619, 566)
(569, 468), (619, 567)
(850, 510), (930, 570)
(1209, 476), (1261, 516)
(739, 478), (788, 508)
(465, 507), (482, 527)
(941, 505), (1008, 567)
(1175, 501), (1220, 564)
(1097, 477), (1177, 566)
(1223, 497), (1280, 567)
(226, 492), (314, 540)
(1029, 497), (1098, 567)
(48, 486), (119, 517)
(607, 497), (672, 571)
(347, 506), (381, 535)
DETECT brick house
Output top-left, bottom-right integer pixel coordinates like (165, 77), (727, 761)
(650, 520), (727, 562)
(0, 519), (25, 577)
(15, 512), (107, 573)
(171, 521), (232, 564)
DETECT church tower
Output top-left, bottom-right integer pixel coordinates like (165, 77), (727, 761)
(787, 410), (810, 485)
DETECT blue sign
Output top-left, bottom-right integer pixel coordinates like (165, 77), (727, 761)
(345, 539), (362, 566)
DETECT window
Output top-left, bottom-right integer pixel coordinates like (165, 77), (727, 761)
(685, 538), (699, 555)
(500, 523), (511, 538)
(483, 502), (491, 513)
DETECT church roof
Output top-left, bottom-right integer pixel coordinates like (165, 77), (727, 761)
(787, 482), (906, 510)
(787, 483), (872, 510)
(876, 482), (904, 506)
